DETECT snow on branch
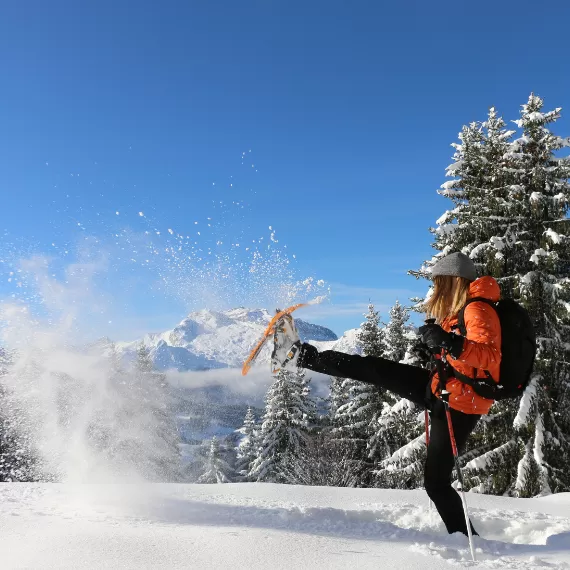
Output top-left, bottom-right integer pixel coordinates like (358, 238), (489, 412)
(513, 376), (539, 429)
(383, 432), (426, 464)
(544, 228), (567, 244)
(465, 439), (518, 471)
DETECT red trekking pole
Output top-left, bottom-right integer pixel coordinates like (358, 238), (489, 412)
(424, 409), (433, 513)
(433, 351), (476, 562)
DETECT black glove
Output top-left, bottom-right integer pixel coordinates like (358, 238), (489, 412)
(408, 339), (432, 367)
(418, 323), (464, 359)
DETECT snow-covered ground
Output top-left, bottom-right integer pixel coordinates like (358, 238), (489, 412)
(2, 483), (569, 569)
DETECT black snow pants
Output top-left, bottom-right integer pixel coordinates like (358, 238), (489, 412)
(299, 343), (480, 536)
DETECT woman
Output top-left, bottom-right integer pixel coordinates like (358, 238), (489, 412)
(271, 252), (501, 536)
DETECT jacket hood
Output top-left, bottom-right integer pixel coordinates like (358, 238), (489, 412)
(469, 276), (500, 302)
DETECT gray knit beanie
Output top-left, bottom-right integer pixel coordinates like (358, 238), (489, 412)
(431, 252), (476, 282)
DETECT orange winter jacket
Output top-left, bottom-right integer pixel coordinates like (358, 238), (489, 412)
(430, 276), (502, 415)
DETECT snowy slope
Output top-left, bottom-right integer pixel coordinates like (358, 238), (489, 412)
(1, 483), (569, 569)
(116, 308), (338, 371)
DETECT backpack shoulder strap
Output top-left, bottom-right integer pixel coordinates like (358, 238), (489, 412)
(456, 297), (496, 336)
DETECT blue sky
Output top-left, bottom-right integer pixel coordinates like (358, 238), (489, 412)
(1, 0), (569, 340)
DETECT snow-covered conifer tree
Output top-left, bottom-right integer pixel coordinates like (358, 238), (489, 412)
(198, 436), (235, 484)
(0, 351), (43, 482)
(416, 95), (570, 496)
(249, 369), (313, 482)
(108, 344), (182, 481)
(356, 304), (385, 357)
(0, 369), (39, 481)
(329, 376), (350, 421)
(330, 305), (393, 483)
(373, 399), (427, 489)
(383, 301), (410, 363)
(235, 407), (258, 481)
(490, 95), (570, 495)
(324, 375), (366, 480)
(367, 303), (425, 487)
(411, 108), (515, 279)
(86, 342), (124, 457)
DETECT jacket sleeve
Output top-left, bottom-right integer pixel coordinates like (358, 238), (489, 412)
(453, 301), (501, 373)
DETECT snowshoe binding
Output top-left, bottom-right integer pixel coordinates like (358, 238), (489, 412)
(271, 311), (302, 374)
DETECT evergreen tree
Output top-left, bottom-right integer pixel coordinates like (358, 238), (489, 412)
(411, 107), (515, 280)
(198, 436), (235, 484)
(416, 95), (570, 496)
(86, 342), (123, 457)
(423, 121), (486, 266)
(329, 377), (373, 463)
(137, 344), (182, 480)
(0, 349), (10, 375)
(249, 369), (313, 482)
(383, 301), (410, 363)
(286, 376), (363, 486)
(330, 304), (393, 484)
(371, 302), (426, 487)
(333, 376), (388, 474)
(373, 399), (427, 489)
(0, 350), (41, 482)
(299, 371), (318, 432)
(0, 389), (39, 481)
(109, 343), (182, 481)
(278, 429), (360, 488)
(356, 304), (385, 357)
(324, 375), (365, 478)
(329, 376), (350, 421)
(235, 407), (258, 481)
(472, 96), (570, 496)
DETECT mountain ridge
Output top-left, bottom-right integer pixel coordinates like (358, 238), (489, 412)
(115, 307), (355, 371)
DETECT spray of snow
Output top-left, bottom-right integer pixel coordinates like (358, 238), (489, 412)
(0, 252), (183, 483)
(0, 204), (328, 484)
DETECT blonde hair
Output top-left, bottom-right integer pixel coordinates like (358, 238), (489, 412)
(424, 275), (471, 323)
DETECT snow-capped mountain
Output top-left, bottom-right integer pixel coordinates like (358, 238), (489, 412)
(116, 308), (341, 371)
(311, 328), (362, 355)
